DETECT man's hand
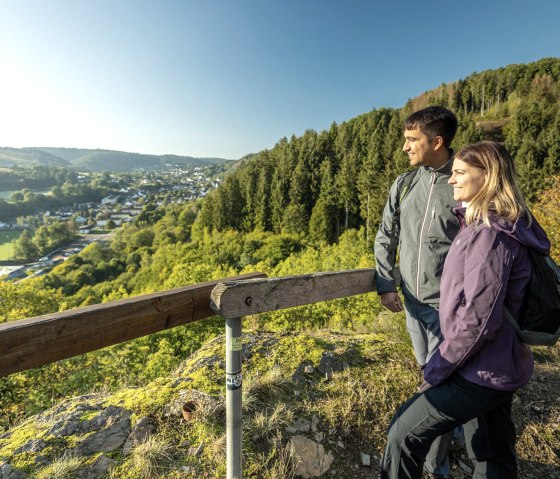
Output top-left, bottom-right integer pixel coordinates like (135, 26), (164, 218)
(380, 291), (403, 312)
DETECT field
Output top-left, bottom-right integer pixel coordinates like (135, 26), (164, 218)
(0, 230), (22, 260)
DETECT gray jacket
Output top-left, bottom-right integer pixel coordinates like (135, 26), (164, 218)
(374, 159), (460, 307)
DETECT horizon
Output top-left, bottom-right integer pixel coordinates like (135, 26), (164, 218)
(1, 1), (559, 159)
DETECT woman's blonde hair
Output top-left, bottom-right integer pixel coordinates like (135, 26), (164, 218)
(455, 141), (530, 226)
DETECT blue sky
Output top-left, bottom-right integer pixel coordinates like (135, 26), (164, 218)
(0, 1), (559, 160)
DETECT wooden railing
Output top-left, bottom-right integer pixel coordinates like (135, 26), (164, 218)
(0, 272), (266, 377)
(1, 267), (380, 479)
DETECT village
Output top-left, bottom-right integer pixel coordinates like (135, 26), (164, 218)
(0, 164), (224, 281)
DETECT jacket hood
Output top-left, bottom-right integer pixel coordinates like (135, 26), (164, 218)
(454, 207), (551, 255)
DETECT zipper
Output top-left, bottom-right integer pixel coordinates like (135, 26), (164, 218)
(416, 171), (438, 298)
(427, 205), (436, 234)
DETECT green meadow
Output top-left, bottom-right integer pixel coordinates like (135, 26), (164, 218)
(0, 230), (22, 260)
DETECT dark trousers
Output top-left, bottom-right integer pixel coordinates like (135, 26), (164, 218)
(403, 296), (451, 476)
(380, 375), (517, 479)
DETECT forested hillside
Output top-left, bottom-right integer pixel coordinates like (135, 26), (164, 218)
(0, 58), (559, 478)
(197, 57), (560, 242)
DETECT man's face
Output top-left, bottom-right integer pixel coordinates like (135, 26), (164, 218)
(402, 128), (436, 167)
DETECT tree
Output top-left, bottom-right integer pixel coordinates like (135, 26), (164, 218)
(9, 191), (24, 202)
(282, 203), (308, 235)
(12, 230), (38, 260)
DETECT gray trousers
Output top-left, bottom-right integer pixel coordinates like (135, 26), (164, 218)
(403, 295), (450, 476)
(380, 375), (517, 479)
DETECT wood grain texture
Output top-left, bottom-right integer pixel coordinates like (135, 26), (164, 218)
(211, 268), (377, 318)
(0, 272), (266, 377)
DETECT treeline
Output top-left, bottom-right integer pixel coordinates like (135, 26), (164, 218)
(11, 220), (78, 261)
(0, 182), (111, 222)
(0, 165), (71, 191)
(196, 58), (560, 242)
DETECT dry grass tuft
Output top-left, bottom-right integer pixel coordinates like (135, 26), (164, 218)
(129, 435), (175, 479)
(36, 456), (83, 479)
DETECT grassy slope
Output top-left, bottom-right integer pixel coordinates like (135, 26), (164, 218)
(0, 324), (558, 478)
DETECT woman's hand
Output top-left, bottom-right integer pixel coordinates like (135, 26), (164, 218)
(417, 380), (432, 393)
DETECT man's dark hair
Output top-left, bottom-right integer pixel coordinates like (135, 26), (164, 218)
(404, 106), (458, 148)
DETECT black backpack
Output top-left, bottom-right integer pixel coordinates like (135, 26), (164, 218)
(504, 248), (560, 346)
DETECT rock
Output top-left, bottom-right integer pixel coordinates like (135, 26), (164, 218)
(286, 417), (311, 434)
(75, 454), (116, 479)
(314, 432), (324, 443)
(170, 377), (193, 388)
(292, 360), (316, 384)
(74, 407), (132, 455)
(317, 352), (346, 379)
(289, 435), (334, 478)
(0, 462), (25, 479)
(34, 456), (49, 466)
(361, 452), (371, 467)
(123, 416), (157, 455)
(47, 402), (108, 438)
(311, 415), (319, 432)
(14, 439), (47, 454)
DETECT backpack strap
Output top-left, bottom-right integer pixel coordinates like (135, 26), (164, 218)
(388, 169), (418, 264)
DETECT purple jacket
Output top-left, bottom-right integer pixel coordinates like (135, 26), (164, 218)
(423, 208), (551, 391)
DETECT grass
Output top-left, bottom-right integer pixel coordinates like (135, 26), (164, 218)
(36, 456), (83, 479)
(2, 321), (558, 478)
(0, 230), (21, 260)
(127, 435), (175, 479)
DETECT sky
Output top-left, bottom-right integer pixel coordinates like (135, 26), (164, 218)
(0, 1), (559, 160)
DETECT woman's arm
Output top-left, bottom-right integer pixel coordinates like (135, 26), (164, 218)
(423, 227), (516, 386)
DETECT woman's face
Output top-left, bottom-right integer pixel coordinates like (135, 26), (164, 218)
(449, 158), (487, 203)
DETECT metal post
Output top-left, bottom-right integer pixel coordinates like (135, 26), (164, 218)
(226, 316), (243, 479)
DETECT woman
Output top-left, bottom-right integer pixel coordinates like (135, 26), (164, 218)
(379, 141), (551, 479)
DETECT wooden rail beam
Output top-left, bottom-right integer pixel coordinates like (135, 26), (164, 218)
(211, 268), (377, 318)
(0, 272), (266, 377)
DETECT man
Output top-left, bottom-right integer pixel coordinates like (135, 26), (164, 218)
(374, 106), (460, 478)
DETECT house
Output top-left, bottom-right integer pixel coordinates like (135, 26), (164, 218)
(79, 225), (94, 234)
(101, 196), (118, 206)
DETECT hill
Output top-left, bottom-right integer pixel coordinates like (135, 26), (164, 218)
(0, 330), (558, 478)
(195, 57), (560, 241)
(0, 147), (231, 172)
(0, 147), (70, 168)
